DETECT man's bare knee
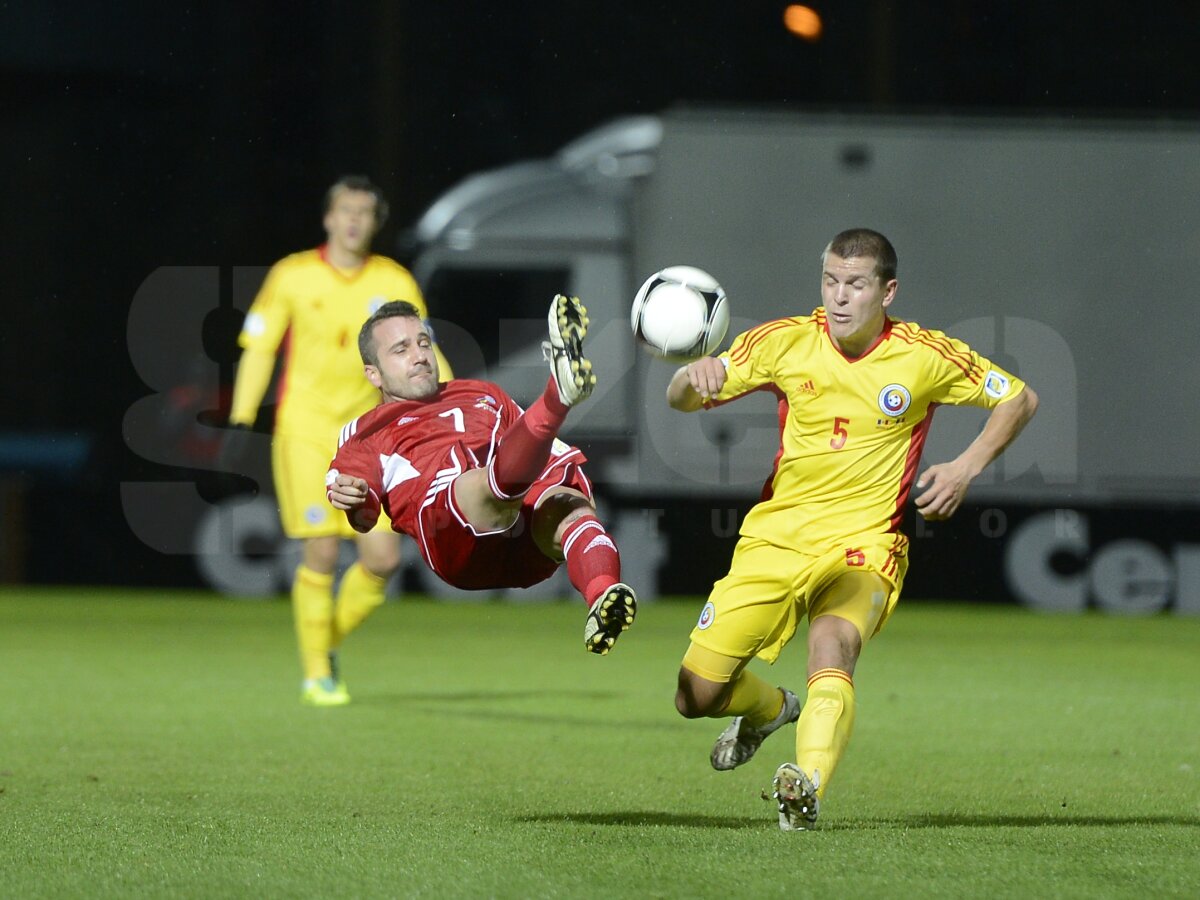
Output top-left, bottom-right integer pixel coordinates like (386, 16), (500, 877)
(302, 536), (339, 574)
(532, 489), (593, 558)
(807, 614), (863, 676)
(675, 668), (730, 719)
(356, 533), (401, 578)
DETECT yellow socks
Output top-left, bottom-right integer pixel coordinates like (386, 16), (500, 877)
(795, 668), (856, 798)
(723, 668), (785, 727)
(292, 565), (334, 681)
(680, 643), (783, 726)
(331, 562), (387, 650)
(293, 562), (387, 684)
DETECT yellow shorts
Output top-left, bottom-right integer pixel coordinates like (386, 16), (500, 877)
(272, 431), (391, 539)
(689, 533), (909, 665)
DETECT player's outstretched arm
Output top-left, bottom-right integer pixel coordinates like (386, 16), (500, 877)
(227, 346), (276, 426)
(667, 357), (727, 412)
(218, 346), (278, 475)
(915, 385), (1040, 520)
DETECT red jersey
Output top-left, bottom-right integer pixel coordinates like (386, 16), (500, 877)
(327, 378), (586, 548)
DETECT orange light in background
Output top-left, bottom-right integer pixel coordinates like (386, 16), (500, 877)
(783, 4), (823, 42)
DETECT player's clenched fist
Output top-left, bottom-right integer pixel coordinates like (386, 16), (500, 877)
(327, 473), (369, 510)
(686, 356), (727, 400)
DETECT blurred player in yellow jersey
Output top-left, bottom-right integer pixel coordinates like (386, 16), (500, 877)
(224, 176), (453, 707)
(667, 228), (1038, 830)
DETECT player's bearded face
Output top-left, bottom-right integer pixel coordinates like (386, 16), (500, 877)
(821, 253), (897, 353)
(366, 317), (441, 401)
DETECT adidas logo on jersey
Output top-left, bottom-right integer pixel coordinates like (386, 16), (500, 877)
(798, 379), (818, 396)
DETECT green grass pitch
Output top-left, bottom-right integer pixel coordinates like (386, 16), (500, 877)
(2, 588), (1198, 898)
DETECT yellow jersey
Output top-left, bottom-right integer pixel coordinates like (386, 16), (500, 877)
(238, 246), (433, 437)
(711, 308), (1027, 552)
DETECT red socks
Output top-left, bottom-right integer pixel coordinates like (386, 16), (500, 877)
(488, 378), (620, 609)
(561, 514), (621, 607)
(489, 378), (570, 499)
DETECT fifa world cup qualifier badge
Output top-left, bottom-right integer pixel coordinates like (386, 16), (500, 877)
(696, 601), (716, 630)
(984, 370), (1011, 399)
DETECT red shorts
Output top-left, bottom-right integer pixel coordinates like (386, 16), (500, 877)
(414, 449), (593, 591)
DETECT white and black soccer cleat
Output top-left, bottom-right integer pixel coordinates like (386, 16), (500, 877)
(583, 583), (637, 655)
(543, 294), (596, 407)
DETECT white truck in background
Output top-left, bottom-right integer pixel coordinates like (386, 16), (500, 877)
(190, 108), (1200, 608)
(386, 108), (1200, 612)
(410, 107), (1200, 509)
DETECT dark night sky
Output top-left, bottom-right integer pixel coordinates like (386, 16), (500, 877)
(1, 0), (1198, 582)
(5, 2), (1199, 417)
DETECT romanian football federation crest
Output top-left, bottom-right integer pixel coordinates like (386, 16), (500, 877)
(877, 383), (912, 417)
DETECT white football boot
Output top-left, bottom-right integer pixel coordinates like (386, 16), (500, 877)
(543, 294), (596, 407)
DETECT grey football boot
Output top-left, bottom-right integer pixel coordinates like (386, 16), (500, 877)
(710, 687), (801, 770)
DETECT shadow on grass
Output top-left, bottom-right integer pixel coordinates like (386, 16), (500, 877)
(354, 690), (692, 730)
(864, 813), (1200, 829)
(518, 811), (765, 830)
(523, 811), (1200, 831)
(362, 689), (621, 704)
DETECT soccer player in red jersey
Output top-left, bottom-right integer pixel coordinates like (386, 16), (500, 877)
(326, 296), (637, 654)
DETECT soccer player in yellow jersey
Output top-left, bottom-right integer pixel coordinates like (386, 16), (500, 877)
(225, 176), (453, 707)
(666, 228), (1038, 830)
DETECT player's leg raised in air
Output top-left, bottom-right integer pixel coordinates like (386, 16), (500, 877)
(450, 294), (635, 653)
(533, 489), (636, 655)
(543, 293), (597, 407)
(539, 294), (634, 650)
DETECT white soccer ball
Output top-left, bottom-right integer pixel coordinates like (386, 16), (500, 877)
(630, 265), (730, 362)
